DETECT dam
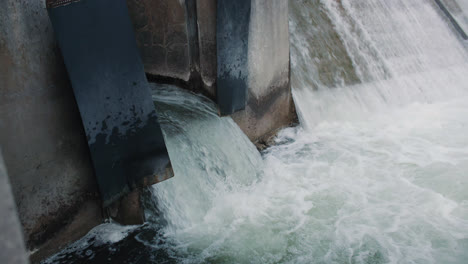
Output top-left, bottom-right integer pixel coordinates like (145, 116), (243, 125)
(1, 0), (468, 263)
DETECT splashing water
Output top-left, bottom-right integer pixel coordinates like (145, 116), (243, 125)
(44, 0), (468, 263)
(149, 0), (468, 263)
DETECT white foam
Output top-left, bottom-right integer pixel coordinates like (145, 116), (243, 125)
(43, 223), (138, 263)
(147, 0), (468, 263)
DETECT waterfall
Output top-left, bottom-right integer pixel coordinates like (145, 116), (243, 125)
(147, 1), (468, 258)
(290, 0), (468, 129)
(44, 1), (468, 263)
(284, 0), (468, 263)
(149, 85), (263, 235)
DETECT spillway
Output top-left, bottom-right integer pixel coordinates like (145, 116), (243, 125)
(44, 0), (468, 263)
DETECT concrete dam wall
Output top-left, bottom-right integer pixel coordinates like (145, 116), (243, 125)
(0, 0), (296, 261)
(128, 0), (296, 142)
(3, 0), (467, 262)
(0, 0), (102, 256)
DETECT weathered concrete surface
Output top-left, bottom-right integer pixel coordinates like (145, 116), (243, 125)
(0, 0), (101, 253)
(289, 0), (359, 90)
(0, 150), (29, 264)
(128, 0), (217, 99)
(127, 0), (191, 82)
(106, 189), (145, 226)
(127, 0), (296, 140)
(196, 0), (217, 97)
(29, 200), (102, 264)
(232, 0), (297, 142)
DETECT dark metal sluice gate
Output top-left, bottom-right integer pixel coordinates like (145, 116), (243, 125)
(46, 0), (253, 205)
(47, 0), (173, 207)
(216, 0), (251, 116)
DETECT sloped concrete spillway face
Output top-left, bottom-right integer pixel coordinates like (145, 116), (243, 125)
(289, 0), (468, 263)
(291, 0), (468, 127)
(46, 0), (172, 206)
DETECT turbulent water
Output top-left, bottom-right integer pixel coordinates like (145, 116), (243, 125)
(45, 0), (468, 263)
(150, 0), (468, 263)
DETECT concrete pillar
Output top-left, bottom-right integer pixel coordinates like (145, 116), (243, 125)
(0, 0), (101, 253)
(231, 0), (297, 142)
(127, 0), (191, 81)
(129, 0), (298, 141)
(196, 0), (217, 98)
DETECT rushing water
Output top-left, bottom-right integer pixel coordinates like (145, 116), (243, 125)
(151, 0), (468, 263)
(45, 0), (468, 263)
(439, 0), (468, 37)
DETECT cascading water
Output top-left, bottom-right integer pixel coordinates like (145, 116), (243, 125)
(150, 0), (468, 262)
(284, 0), (468, 262)
(44, 0), (468, 263)
(290, 0), (468, 128)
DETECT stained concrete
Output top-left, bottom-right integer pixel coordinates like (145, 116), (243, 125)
(29, 200), (102, 264)
(289, 0), (360, 90)
(106, 189), (145, 226)
(196, 0), (217, 97)
(48, 0), (172, 208)
(127, 0), (191, 82)
(127, 0), (217, 99)
(0, 150), (28, 264)
(232, 0), (297, 142)
(1, 0), (297, 260)
(0, 0), (101, 252)
(128, 0), (297, 141)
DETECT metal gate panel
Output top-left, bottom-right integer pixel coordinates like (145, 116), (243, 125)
(47, 0), (172, 206)
(216, 0), (251, 115)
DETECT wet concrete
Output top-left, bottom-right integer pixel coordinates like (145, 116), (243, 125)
(0, 0), (102, 252)
(232, 0), (297, 142)
(0, 151), (28, 264)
